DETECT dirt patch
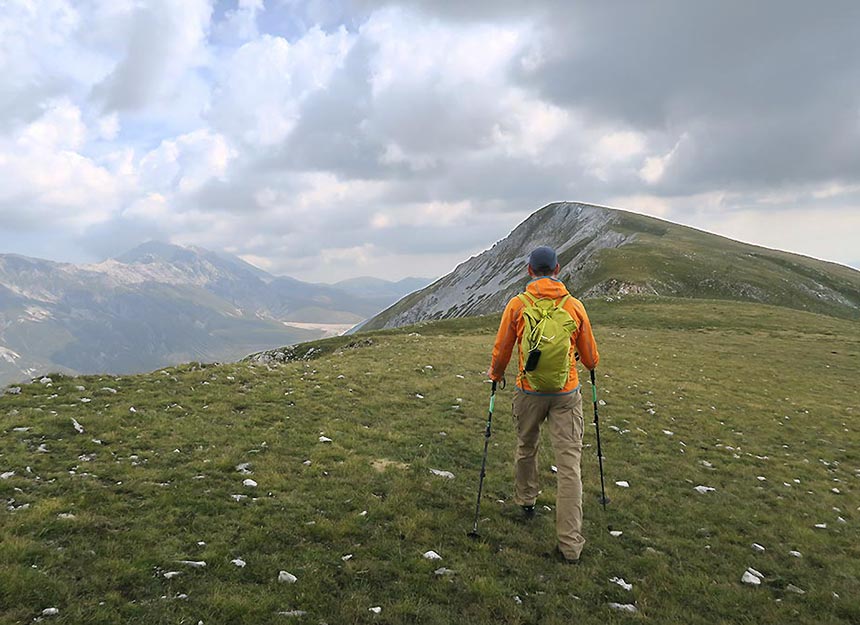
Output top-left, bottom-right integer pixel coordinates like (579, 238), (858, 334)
(371, 458), (410, 472)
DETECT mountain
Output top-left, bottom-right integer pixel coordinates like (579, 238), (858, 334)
(361, 202), (860, 330)
(0, 243), (429, 385)
(332, 276), (429, 299)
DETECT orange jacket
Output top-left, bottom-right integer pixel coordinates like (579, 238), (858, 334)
(489, 277), (599, 394)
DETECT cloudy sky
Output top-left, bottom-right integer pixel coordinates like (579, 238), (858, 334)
(2, 0), (859, 282)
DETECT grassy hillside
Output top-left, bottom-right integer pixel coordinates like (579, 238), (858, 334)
(1, 299), (858, 624)
(575, 211), (860, 319)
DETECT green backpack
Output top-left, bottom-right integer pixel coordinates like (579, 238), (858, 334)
(517, 292), (578, 392)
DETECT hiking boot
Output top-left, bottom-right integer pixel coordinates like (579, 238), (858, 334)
(521, 505), (536, 520)
(552, 546), (580, 565)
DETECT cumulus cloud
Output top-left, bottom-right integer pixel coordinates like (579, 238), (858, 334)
(0, 0), (858, 280)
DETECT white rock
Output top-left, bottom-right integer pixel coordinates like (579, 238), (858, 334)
(359, 510), (367, 517)
(700, 460), (714, 468)
(550, 465), (558, 473)
(369, 606), (382, 614)
(80, 398), (92, 403)
(831, 488), (840, 494)
(39, 377), (52, 385)
(430, 469), (455, 479)
(615, 480), (630, 488)
(814, 523), (827, 529)
(752, 543), (765, 552)
(514, 596), (522, 604)
(163, 571), (181, 579)
(75, 386), (85, 391)
(129, 407), (137, 413)
(41, 607), (59, 616)
(236, 462), (252, 474)
(71, 418), (84, 434)
(610, 530), (623, 537)
(302, 460), (311, 466)
(756, 476), (767, 481)
(1, 471), (14, 480)
(434, 567), (455, 576)
(837, 516), (846, 523)
(747, 567), (764, 579)
(58, 513), (76, 519)
(231, 494), (247, 502)
(341, 554), (353, 561)
(609, 576), (633, 591)
(415, 394), (424, 399)
(318, 436), (332, 443)
(694, 485), (716, 494)
(243, 479), (258, 488)
(101, 387), (118, 394)
(36, 444), (49, 453)
(608, 603), (637, 613)
(786, 584), (806, 595)
(277, 611), (307, 617)
(176, 560), (206, 568)
(741, 570), (761, 585)
(231, 558), (246, 568)
(789, 550), (802, 558)
(662, 430), (674, 436)
(422, 550), (442, 560)
(278, 571), (298, 584)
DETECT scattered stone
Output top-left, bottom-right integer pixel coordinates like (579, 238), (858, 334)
(514, 596), (523, 605)
(278, 571), (298, 584)
(39, 377), (52, 385)
(742, 570), (762, 585)
(318, 436), (332, 443)
(756, 476), (767, 481)
(163, 571), (181, 579)
(610, 530), (623, 537)
(243, 479), (258, 488)
(610, 576), (633, 591)
(608, 603), (637, 613)
(662, 430), (674, 436)
(814, 523), (827, 529)
(74, 385), (85, 391)
(789, 550), (802, 558)
(423, 550), (442, 561)
(41, 608), (59, 616)
(415, 394), (424, 399)
(694, 485), (716, 494)
(341, 554), (353, 561)
(434, 567), (455, 576)
(236, 462), (252, 474)
(550, 465), (558, 473)
(369, 607), (382, 614)
(176, 560), (206, 568)
(80, 398), (92, 403)
(1, 471), (14, 480)
(752, 543), (765, 553)
(230, 494), (247, 502)
(302, 460), (311, 466)
(700, 460), (714, 468)
(277, 611), (307, 617)
(786, 584), (806, 595)
(36, 444), (49, 453)
(231, 558), (246, 568)
(129, 407), (137, 413)
(430, 469), (455, 479)
(58, 513), (76, 520)
(7, 387), (22, 395)
(71, 418), (84, 434)
(101, 387), (118, 394)
(615, 480), (630, 488)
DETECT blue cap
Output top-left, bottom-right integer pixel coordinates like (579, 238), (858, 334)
(528, 246), (558, 272)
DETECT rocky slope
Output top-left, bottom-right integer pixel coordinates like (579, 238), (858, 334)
(361, 202), (860, 330)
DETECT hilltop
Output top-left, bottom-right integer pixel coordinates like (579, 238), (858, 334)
(2, 298), (858, 624)
(361, 202), (860, 331)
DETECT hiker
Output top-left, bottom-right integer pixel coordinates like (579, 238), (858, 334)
(487, 245), (599, 563)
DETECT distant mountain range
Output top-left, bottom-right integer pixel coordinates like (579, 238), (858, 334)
(0, 242), (428, 385)
(361, 202), (860, 330)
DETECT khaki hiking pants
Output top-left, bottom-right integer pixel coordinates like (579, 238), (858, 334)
(512, 388), (585, 560)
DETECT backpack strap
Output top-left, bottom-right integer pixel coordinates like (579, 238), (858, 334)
(556, 294), (570, 309)
(517, 292), (536, 308)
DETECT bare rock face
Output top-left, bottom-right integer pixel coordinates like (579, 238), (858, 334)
(362, 203), (634, 330)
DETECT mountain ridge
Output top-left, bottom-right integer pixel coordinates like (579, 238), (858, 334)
(360, 202), (860, 331)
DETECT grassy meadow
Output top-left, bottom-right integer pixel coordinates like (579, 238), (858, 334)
(1, 298), (858, 624)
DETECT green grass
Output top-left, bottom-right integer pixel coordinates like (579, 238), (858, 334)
(1, 299), (858, 624)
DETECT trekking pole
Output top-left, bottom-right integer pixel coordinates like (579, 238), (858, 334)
(591, 369), (610, 510)
(468, 377), (504, 538)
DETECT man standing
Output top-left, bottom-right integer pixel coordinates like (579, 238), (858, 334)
(488, 246), (599, 563)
